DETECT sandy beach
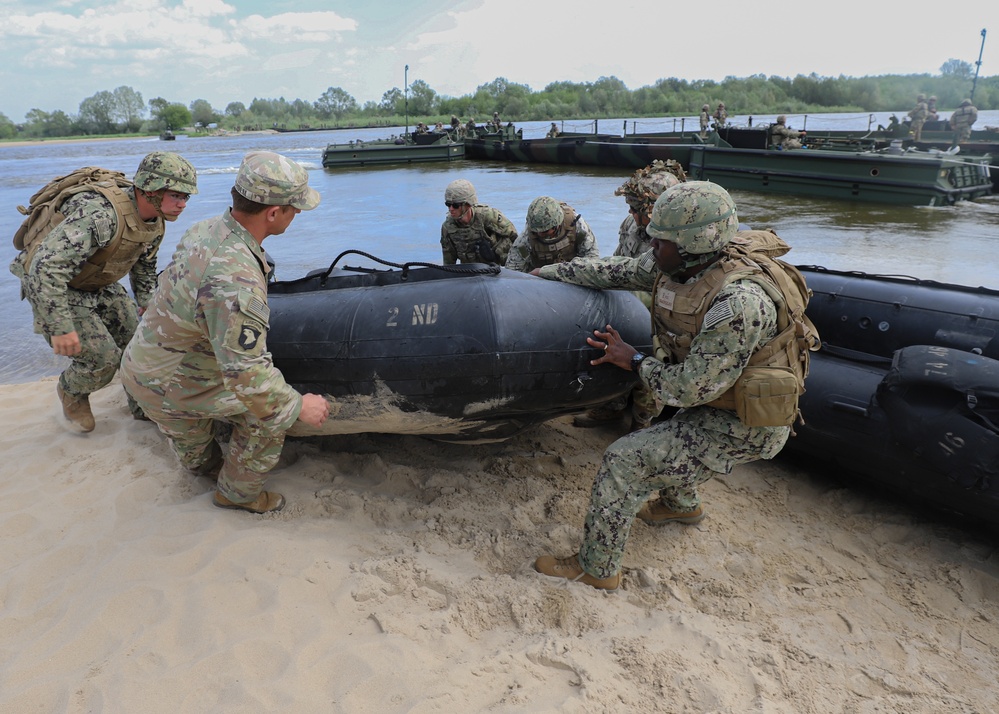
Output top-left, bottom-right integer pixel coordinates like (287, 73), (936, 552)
(1, 376), (997, 713)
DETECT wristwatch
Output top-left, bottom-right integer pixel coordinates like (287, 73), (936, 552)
(630, 352), (647, 373)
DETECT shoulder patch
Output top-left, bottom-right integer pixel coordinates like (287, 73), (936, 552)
(238, 289), (270, 326)
(638, 249), (656, 273)
(703, 297), (735, 331)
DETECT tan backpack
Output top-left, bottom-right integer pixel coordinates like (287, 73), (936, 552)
(13, 167), (133, 269)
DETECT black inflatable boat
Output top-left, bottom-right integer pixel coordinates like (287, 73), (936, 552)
(792, 266), (999, 524)
(267, 253), (652, 441)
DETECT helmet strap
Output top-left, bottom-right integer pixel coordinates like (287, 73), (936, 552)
(669, 249), (721, 278)
(139, 189), (167, 221)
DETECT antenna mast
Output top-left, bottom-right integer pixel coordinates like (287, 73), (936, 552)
(971, 29), (986, 102)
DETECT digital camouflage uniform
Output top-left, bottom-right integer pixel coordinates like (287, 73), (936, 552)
(440, 205), (518, 264)
(9, 187), (161, 410)
(505, 214), (599, 273)
(120, 152), (318, 504)
(537, 252), (790, 579)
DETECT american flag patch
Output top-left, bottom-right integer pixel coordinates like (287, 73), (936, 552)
(703, 299), (734, 330)
(240, 290), (270, 325)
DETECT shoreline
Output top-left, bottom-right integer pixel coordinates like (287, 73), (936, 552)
(0, 129), (280, 149)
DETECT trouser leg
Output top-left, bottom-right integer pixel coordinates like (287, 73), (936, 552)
(60, 291), (138, 401)
(215, 412), (287, 503)
(578, 421), (716, 579)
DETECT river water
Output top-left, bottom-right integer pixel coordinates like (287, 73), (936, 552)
(1, 113), (998, 385)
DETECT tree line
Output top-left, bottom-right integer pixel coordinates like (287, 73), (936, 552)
(1, 59), (995, 140)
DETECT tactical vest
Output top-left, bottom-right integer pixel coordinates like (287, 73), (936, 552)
(444, 205), (507, 263)
(651, 229), (820, 424)
(527, 204), (580, 267)
(951, 105), (977, 130)
(14, 167), (164, 292)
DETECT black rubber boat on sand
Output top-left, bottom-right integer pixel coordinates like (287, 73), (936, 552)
(791, 266), (999, 525)
(265, 254), (999, 523)
(267, 253), (652, 442)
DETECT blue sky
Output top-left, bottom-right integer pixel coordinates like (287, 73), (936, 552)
(1, 0), (995, 122)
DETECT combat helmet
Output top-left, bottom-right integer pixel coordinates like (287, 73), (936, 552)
(647, 181), (738, 257)
(444, 179), (477, 205)
(133, 152), (198, 194)
(615, 160), (683, 210)
(527, 196), (563, 234)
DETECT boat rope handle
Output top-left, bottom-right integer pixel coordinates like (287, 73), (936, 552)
(319, 249), (501, 283)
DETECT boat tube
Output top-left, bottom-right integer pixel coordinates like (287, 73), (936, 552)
(792, 266), (999, 523)
(267, 252), (653, 441)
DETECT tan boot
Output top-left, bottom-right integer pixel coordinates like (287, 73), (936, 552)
(57, 383), (95, 433)
(214, 490), (285, 514)
(637, 501), (705, 526)
(572, 406), (626, 428)
(534, 554), (620, 590)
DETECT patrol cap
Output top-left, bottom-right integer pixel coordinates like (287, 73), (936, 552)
(234, 151), (320, 210)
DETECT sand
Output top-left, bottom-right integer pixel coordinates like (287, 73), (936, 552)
(1, 377), (997, 713)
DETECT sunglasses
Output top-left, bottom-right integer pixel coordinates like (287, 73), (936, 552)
(445, 201), (467, 209)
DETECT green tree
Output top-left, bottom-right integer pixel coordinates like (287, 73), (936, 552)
(941, 59), (973, 79)
(408, 79), (438, 115)
(189, 99), (220, 127)
(78, 91), (117, 134)
(0, 111), (15, 139)
(225, 101), (247, 117)
(315, 86), (358, 120)
(148, 97), (191, 130)
(112, 85), (145, 132)
(380, 87), (404, 114)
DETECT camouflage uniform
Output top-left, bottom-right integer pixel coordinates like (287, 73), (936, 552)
(908, 96), (929, 141)
(713, 104), (728, 128)
(950, 100), (978, 143)
(9, 188), (161, 409)
(440, 205), (518, 264)
(505, 211), (599, 273)
(120, 151), (320, 505)
(699, 105), (711, 136)
(537, 251), (789, 579)
(770, 117), (804, 150)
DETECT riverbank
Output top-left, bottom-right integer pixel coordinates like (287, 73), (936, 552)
(2, 376), (997, 711)
(0, 129), (280, 149)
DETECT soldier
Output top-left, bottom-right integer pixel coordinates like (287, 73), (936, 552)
(505, 196), (599, 273)
(490, 112), (502, 131)
(699, 104), (711, 137)
(9, 151), (197, 433)
(926, 95), (939, 122)
(949, 99), (979, 146)
(713, 102), (728, 129)
(440, 179), (518, 265)
(572, 161), (682, 432)
(119, 151), (330, 514)
(908, 94), (929, 141)
(546, 122), (561, 138)
(533, 182), (806, 590)
(769, 115), (806, 150)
